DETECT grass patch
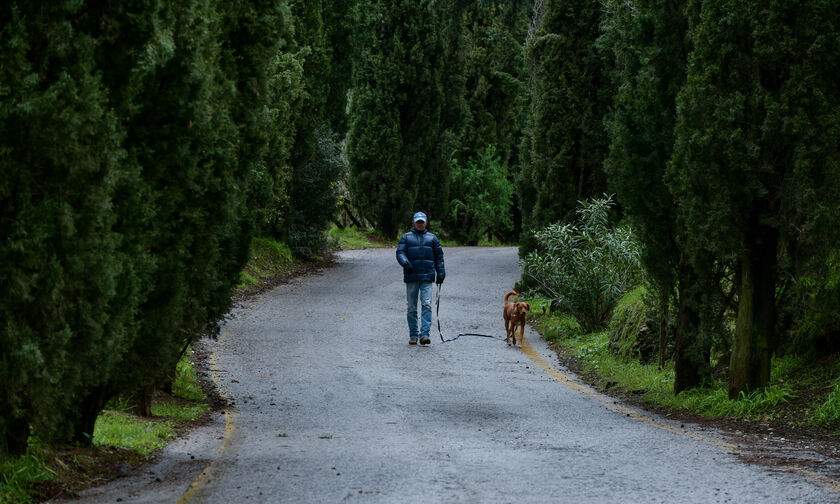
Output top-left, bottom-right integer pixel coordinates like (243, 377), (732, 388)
(238, 272), (258, 288)
(93, 352), (207, 455)
(529, 299), (798, 421)
(150, 402), (208, 423)
(812, 372), (840, 427)
(553, 329), (794, 418)
(93, 412), (174, 456)
(237, 237), (295, 291)
(329, 225), (392, 249)
(173, 352), (205, 402)
(1, 352), (209, 503)
(0, 453), (56, 504)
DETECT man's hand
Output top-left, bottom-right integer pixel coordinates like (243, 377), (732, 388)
(436, 276), (444, 285)
(404, 264), (413, 275)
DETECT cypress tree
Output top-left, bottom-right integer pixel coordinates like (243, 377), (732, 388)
(0, 0), (294, 450)
(259, 28), (302, 243)
(257, 0), (341, 254)
(323, 0), (358, 135)
(458, 2), (529, 168)
(519, 0), (611, 250)
(0, 2), (141, 452)
(347, 0), (448, 237)
(285, 0), (341, 255)
(441, 2), (529, 242)
(668, 0), (840, 398)
(124, 0), (288, 416)
(601, 0), (714, 391)
(41, 0), (243, 433)
(69, 0), (287, 434)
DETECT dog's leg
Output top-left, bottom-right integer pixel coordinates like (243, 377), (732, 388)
(504, 312), (511, 345)
(517, 321), (525, 348)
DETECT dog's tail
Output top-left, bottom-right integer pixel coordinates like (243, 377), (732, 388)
(504, 290), (518, 303)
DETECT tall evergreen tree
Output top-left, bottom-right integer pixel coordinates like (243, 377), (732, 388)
(440, 2), (530, 242)
(285, 0), (341, 255)
(458, 2), (529, 168)
(668, 0), (840, 398)
(0, 2), (142, 453)
(323, 0), (358, 135)
(64, 0), (288, 439)
(0, 0), (300, 451)
(347, 0), (448, 237)
(601, 0), (714, 392)
(44, 0), (246, 435)
(518, 0), (611, 251)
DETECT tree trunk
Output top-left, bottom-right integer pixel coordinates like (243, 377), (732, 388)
(4, 415), (31, 456)
(127, 386), (155, 418)
(72, 387), (108, 446)
(658, 293), (668, 369)
(674, 264), (710, 393)
(728, 231), (777, 399)
(160, 376), (175, 396)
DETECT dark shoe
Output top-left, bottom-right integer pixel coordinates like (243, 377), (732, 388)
(409, 337), (418, 345)
(419, 337), (431, 345)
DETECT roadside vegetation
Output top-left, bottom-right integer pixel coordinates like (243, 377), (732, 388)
(0, 354), (208, 503)
(4, 0), (839, 499)
(514, 0), (840, 443)
(328, 225), (392, 250)
(237, 238), (297, 291)
(522, 198), (840, 434)
(530, 292), (840, 430)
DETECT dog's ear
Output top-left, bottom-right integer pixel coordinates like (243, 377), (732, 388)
(523, 302), (530, 311)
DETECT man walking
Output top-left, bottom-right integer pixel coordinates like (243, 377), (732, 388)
(396, 212), (445, 345)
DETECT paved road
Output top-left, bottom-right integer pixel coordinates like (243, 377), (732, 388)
(181, 247), (837, 503)
(67, 247), (839, 503)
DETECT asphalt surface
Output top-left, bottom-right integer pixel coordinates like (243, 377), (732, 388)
(70, 247), (840, 503)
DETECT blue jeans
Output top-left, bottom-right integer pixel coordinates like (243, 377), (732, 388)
(406, 281), (433, 339)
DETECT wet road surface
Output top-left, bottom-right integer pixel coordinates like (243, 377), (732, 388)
(65, 247), (840, 503)
(194, 247), (837, 503)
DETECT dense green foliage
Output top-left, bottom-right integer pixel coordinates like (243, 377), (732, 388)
(517, 0), (611, 253)
(347, 0), (450, 237)
(0, 0), (343, 457)
(445, 146), (514, 244)
(600, 0), (688, 324)
(522, 197), (641, 333)
(668, 0), (840, 397)
(3, 0), (840, 464)
(0, 1), (143, 453)
(444, 2), (530, 242)
(599, 0), (714, 392)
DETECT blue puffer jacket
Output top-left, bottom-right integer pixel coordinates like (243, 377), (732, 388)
(396, 228), (445, 283)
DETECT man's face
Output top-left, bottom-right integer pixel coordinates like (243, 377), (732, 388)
(414, 220), (426, 231)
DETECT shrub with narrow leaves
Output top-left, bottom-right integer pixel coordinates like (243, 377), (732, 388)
(522, 196), (641, 333)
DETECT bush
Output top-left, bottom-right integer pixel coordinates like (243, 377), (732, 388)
(446, 145), (514, 245)
(287, 127), (343, 257)
(608, 287), (652, 362)
(522, 196), (642, 333)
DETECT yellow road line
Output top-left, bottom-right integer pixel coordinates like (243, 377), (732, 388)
(176, 330), (240, 504)
(519, 333), (840, 494)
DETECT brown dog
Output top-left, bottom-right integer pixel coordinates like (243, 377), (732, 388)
(503, 291), (530, 347)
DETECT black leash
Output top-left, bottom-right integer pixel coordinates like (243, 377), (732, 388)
(435, 283), (507, 344)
